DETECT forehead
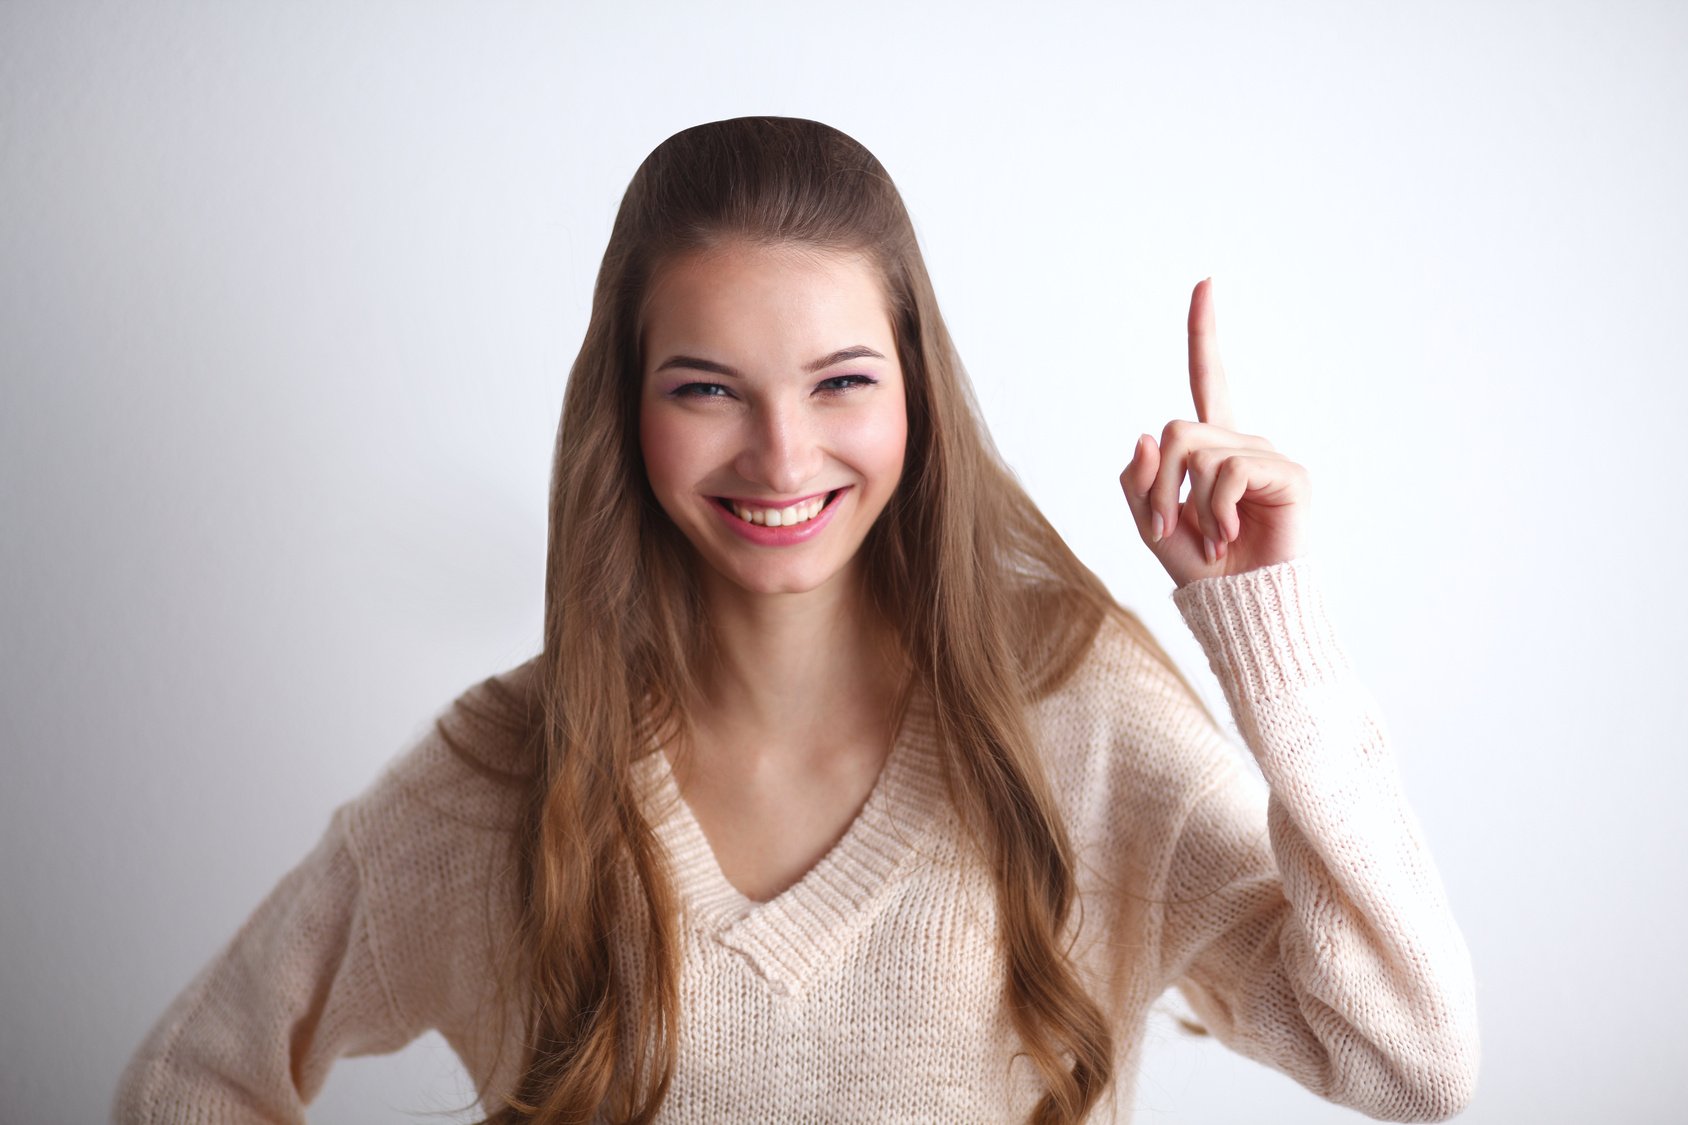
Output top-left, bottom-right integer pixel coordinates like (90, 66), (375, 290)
(641, 242), (894, 368)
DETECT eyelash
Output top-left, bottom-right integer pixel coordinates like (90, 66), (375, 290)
(672, 374), (877, 399)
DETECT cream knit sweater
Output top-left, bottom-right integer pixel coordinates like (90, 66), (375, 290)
(113, 557), (1481, 1122)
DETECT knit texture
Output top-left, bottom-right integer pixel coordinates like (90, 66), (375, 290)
(112, 556), (1480, 1122)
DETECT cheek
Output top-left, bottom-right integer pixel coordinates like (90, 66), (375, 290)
(842, 397), (909, 490)
(638, 404), (686, 499)
(640, 404), (734, 505)
(878, 415), (909, 483)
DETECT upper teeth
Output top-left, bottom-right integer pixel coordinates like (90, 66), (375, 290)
(730, 495), (827, 527)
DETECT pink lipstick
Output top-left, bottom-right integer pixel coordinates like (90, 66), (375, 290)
(711, 487), (849, 547)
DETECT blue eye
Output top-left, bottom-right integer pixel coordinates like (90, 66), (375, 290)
(816, 374), (877, 394)
(674, 382), (732, 399)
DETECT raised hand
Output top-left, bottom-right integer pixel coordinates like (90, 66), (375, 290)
(1118, 278), (1310, 589)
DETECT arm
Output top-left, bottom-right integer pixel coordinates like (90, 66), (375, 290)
(113, 663), (537, 1122)
(1156, 556), (1480, 1121)
(112, 803), (419, 1123)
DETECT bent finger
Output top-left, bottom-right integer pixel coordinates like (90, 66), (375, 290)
(1119, 433), (1163, 543)
(1184, 447), (1225, 558)
(1210, 452), (1305, 540)
(1148, 423), (1196, 544)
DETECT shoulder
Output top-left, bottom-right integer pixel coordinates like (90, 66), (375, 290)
(1029, 610), (1244, 837)
(335, 655), (541, 925)
(328, 657), (540, 1033)
(346, 654), (541, 840)
(1032, 608), (1221, 754)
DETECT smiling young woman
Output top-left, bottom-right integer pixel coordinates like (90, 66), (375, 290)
(115, 118), (1480, 1125)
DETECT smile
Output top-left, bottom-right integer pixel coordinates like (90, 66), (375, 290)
(709, 488), (848, 545)
(716, 489), (839, 527)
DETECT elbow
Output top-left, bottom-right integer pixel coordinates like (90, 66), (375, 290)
(1376, 1019), (1481, 1122)
(1338, 1052), (1477, 1123)
(1419, 1003), (1481, 1121)
(1394, 1067), (1477, 1122)
(1316, 997), (1480, 1122)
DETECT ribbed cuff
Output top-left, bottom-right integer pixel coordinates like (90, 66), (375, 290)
(1170, 556), (1352, 709)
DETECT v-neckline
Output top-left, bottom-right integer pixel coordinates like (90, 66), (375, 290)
(632, 689), (948, 996)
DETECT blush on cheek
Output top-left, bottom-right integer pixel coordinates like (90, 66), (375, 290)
(638, 403), (683, 506)
(845, 407), (908, 492)
(639, 400), (736, 527)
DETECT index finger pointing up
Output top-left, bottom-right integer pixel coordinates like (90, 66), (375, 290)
(1188, 277), (1236, 430)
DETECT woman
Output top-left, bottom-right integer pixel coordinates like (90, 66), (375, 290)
(115, 117), (1479, 1123)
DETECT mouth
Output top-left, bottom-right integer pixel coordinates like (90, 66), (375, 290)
(712, 488), (846, 528)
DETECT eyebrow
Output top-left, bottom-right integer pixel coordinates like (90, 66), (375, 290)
(653, 345), (887, 378)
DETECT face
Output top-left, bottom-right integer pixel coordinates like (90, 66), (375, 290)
(639, 241), (908, 601)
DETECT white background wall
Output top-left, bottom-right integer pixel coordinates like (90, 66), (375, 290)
(3, 2), (1684, 1122)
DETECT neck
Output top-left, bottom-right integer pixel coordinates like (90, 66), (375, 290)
(688, 563), (908, 764)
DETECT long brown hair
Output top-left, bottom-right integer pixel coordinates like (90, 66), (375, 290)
(467, 116), (1212, 1124)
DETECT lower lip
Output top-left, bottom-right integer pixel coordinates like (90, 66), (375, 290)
(712, 488), (849, 546)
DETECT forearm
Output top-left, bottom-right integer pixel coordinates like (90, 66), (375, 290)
(1163, 557), (1480, 1120)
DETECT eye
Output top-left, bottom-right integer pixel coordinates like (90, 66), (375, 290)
(673, 382), (733, 399)
(815, 374), (878, 395)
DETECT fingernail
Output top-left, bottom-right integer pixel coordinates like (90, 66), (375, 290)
(1204, 536), (1216, 564)
(1152, 512), (1163, 542)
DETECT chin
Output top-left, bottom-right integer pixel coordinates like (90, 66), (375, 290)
(714, 562), (845, 598)
(685, 537), (864, 598)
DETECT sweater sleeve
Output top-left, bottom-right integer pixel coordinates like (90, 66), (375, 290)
(111, 801), (421, 1123)
(1155, 556), (1480, 1122)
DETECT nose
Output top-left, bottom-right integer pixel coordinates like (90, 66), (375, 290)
(735, 398), (822, 496)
